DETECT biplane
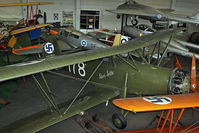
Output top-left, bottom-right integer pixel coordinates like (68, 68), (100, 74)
(0, 28), (192, 133)
(0, 2), (53, 64)
(106, 0), (199, 26)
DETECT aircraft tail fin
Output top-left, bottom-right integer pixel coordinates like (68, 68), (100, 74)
(174, 55), (182, 69)
(191, 54), (197, 93)
(192, 12), (199, 19)
(7, 36), (17, 48)
(113, 34), (121, 46)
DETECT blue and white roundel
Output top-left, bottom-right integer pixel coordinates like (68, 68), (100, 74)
(81, 40), (87, 47)
(44, 42), (54, 54)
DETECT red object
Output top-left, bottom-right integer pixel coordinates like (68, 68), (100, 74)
(1, 44), (6, 49)
(191, 54), (196, 92)
(174, 55), (182, 69)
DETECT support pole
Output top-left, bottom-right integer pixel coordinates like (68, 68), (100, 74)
(121, 14), (124, 35)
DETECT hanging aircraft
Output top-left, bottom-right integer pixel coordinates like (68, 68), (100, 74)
(0, 28), (191, 133)
(106, 0), (199, 26)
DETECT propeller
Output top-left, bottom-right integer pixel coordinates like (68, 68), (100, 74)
(0, 19), (24, 40)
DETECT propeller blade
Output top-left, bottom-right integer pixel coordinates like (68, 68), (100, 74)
(191, 54), (197, 93)
(174, 55), (182, 69)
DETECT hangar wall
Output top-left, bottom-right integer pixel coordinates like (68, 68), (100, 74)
(0, 0), (199, 32)
(175, 0), (199, 16)
(0, 0), (23, 23)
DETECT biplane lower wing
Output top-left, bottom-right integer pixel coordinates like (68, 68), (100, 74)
(0, 28), (183, 82)
(12, 45), (43, 55)
(113, 93), (199, 113)
(0, 87), (119, 133)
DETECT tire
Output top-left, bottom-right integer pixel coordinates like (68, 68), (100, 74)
(131, 19), (138, 26)
(112, 113), (127, 129)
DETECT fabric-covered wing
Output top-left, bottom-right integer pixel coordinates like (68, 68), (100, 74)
(113, 93), (199, 113)
(164, 13), (199, 24)
(106, 9), (152, 16)
(0, 28), (183, 82)
(11, 24), (50, 35)
(0, 88), (119, 133)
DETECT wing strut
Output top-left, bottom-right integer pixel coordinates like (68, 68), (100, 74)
(64, 59), (104, 114)
(158, 36), (173, 66)
(32, 73), (60, 114)
(156, 108), (185, 133)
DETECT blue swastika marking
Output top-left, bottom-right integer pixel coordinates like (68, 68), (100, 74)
(44, 42), (54, 54)
(143, 96), (172, 105)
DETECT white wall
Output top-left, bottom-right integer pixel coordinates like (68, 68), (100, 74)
(138, 0), (170, 8)
(1, 0), (199, 32)
(0, 0), (23, 23)
(24, 0), (75, 24)
(80, 0), (125, 31)
(175, 0), (199, 16)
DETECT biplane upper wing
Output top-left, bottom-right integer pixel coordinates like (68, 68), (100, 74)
(113, 93), (199, 113)
(0, 87), (119, 133)
(0, 2), (53, 7)
(106, 8), (199, 24)
(0, 28), (183, 82)
(11, 24), (50, 35)
(106, 9), (153, 17)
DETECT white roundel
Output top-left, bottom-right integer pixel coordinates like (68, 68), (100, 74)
(81, 40), (87, 47)
(44, 42), (54, 54)
(143, 96), (172, 105)
(157, 14), (162, 19)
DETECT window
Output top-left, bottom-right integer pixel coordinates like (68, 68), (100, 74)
(80, 10), (100, 30)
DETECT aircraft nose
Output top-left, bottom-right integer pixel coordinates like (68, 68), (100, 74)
(168, 69), (190, 94)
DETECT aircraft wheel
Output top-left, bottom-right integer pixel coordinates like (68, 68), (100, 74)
(131, 19), (138, 26)
(112, 113), (127, 129)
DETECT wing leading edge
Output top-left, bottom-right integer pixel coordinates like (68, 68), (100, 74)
(0, 28), (183, 82)
(0, 87), (119, 133)
(113, 93), (199, 113)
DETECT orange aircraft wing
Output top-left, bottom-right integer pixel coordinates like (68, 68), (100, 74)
(11, 24), (50, 35)
(113, 93), (199, 113)
(0, 2), (53, 7)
